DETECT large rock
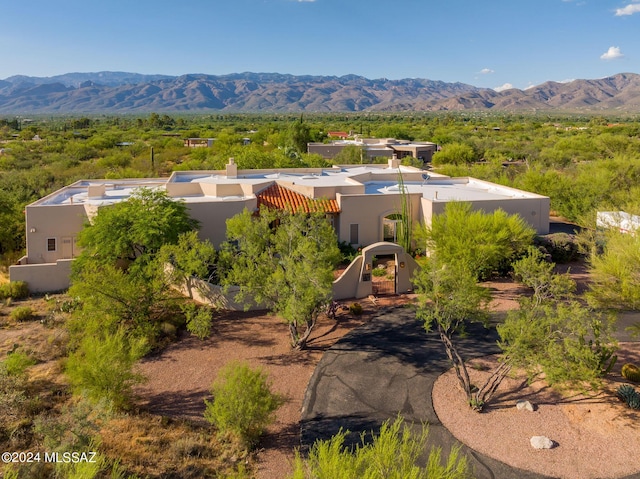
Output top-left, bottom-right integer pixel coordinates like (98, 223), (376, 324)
(516, 400), (535, 411)
(530, 436), (555, 449)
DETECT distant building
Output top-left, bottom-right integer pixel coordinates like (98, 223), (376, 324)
(308, 137), (438, 165)
(10, 158), (549, 293)
(327, 131), (350, 139)
(597, 211), (640, 234)
(184, 138), (215, 148)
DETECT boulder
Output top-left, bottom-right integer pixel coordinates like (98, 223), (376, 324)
(516, 400), (535, 412)
(530, 436), (555, 449)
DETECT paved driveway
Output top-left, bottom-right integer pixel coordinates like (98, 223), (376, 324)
(301, 306), (556, 479)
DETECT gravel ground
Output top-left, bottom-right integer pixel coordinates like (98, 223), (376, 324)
(135, 298), (393, 478)
(136, 260), (640, 479)
(432, 344), (640, 479)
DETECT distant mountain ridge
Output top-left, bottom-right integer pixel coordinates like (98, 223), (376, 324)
(1, 71), (639, 113)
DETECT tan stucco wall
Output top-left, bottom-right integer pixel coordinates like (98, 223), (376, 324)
(9, 260), (73, 293)
(333, 243), (419, 300)
(187, 200), (257, 248)
(427, 197), (550, 234)
(332, 256), (364, 300)
(199, 182), (245, 197)
(25, 204), (87, 264)
(336, 193), (423, 246)
(166, 182), (202, 197)
(166, 264), (264, 311)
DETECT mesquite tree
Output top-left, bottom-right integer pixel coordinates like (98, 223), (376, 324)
(222, 209), (340, 350)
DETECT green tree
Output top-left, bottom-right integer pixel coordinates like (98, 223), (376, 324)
(70, 260), (169, 328)
(287, 120), (312, 154)
(499, 248), (617, 387)
(159, 230), (217, 299)
(76, 188), (197, 267)
(222, 209), (341, 349)
(0, 190), (24, 254)
(415, 243), (616, 412)
(414, 260), (495, 410)
(586, 229), (640, 310)
(431, 142), (475, 166)
(333, 144), (364, 164)
(70, 189), (204, 335)
(419, 202), (535, 280)
(512, 246), (575, 306)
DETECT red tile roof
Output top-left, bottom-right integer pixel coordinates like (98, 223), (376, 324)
(257, 183), (340, 214)
(328, 131), (349, 138)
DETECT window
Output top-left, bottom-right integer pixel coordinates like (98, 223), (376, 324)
(349, 224), (359, 245)
(47, 238), (57, 252)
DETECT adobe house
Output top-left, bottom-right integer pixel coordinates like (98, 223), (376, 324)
(10, 158), (549, 293)
(307, 137), (438, 165)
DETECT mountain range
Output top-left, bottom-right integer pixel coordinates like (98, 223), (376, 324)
(1, 71), (640, 114)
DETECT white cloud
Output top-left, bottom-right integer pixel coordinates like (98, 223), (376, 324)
(296, 0), (316, 2)
(494, 83), (513, 92)
(479, 68), (494, 75)
(615, 3), (640, 16)
(600, 46), (624, 60)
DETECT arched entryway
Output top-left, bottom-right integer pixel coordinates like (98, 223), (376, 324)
(332, 242), (420, 300)
(383, 214), (403, 243)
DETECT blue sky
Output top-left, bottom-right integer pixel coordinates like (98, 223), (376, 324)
(1, 0), (638, 91)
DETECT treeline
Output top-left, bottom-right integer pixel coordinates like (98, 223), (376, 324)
(2, 112), (640, 257)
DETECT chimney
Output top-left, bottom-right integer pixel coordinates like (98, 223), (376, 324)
(388, 153), (401, 169)
(87, 184), (106, 198)
(226, 157), (238, 179)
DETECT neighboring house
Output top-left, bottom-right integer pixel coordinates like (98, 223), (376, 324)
(10, 158), (550, 293)
(597, 211), (640, 234)
(307, 137), (438, 164)
(184, 138), (215, 148)
(327, 131), (350, 139)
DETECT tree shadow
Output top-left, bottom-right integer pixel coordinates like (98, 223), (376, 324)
(300, 413), (386, 452)
(257, 421), (302, 457)
(136, 389), (209, 423)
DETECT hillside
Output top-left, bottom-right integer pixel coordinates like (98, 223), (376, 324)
(1, 71), (639, 113)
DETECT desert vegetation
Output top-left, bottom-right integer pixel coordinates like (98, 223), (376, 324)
(1, 111), (640, 477)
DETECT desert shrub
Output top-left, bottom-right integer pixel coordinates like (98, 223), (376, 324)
(181, 302), (213, 340)
(536, 233), (579, 263)
(54, 452), (106, 479)
(4, 350), (36, 376)
(33, 398), (109, 466)
(291, 415), (469, 479)
(349, 303), (363, 316)
(372, 267), (387, 277)
(338, 241), (360, 263)
(422, 202), (535, 280)
(0, 281), (29, 300)
(204, 361), (284, 449)
(10, 306), (34, 322)
(0, 360), (30, 445)
(65, 327), (148, 410)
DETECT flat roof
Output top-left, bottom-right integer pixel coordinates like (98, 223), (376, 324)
(30, 165), (544, 208)
(363, 180), (536, 201)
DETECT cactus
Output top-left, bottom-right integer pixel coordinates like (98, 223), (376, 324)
(621, 363), (640, 383)
(617, 384), (636, 401)
(617, 384), (640, 409)
(628, 394), (640, 410)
